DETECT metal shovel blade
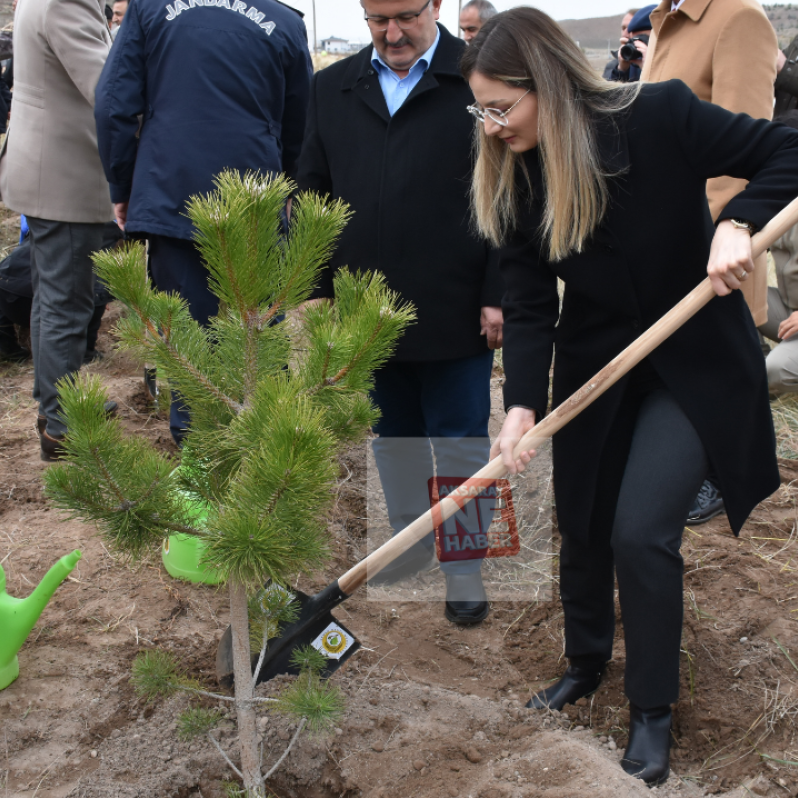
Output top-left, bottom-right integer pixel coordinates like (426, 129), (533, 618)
(216, 581), (359, 687)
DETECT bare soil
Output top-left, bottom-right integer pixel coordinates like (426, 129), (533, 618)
(3, 299), (798, 798)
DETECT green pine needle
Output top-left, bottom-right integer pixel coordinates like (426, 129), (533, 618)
(248, 584), (301, 651)
(289, 644), (328, 675)
(221, 781), (274, 798)
(131, 650), (195, 703)
(276, 671), (345, 734)
(177, 707), (223, 741)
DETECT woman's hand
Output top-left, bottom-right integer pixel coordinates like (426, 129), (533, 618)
(490, 406), (537, 475)
(707, 219), (755, 296)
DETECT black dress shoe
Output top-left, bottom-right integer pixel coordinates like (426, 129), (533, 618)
(686, 479), (725, 525)
(143, 366), (159, 402)
(621, 704), (671, 787)
(368, 545), (437, 586)
(527, 663), (604, 710)
(444, 572), (489, 625)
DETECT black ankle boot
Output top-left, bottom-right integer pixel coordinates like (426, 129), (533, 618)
(526, 663), (604, 711)
(621, 704), (671, 786)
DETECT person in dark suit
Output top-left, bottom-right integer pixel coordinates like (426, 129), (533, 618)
(296, 0), (504, 624)
(462, 7), (798, 786)
(94, 0), (312, 445)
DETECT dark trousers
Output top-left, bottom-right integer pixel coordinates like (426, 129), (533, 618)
(560, 387), (707, 709)
(28, 217), (105, 438)
(147, 234), (219, 444)
(371, 351), (494, 575)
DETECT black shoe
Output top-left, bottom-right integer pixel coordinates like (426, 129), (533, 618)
(686, 479), (725, 525)
(444, 572), (489, 625)
(527, 663), (604, 710)
(367, 545), (437, 586)
(144, 367), (158, 402)
(621, 704), (671, 786)
(83, 348), (104, 364)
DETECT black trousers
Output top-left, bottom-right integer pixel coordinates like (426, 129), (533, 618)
(559, 387), (708, 709)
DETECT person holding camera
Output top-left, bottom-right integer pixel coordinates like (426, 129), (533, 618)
(609, 5), (654, 83)
(602, 9), (637, 80)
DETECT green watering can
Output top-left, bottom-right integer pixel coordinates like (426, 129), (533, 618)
(161, 467), (222, 585)
(0, 550), (81, 690)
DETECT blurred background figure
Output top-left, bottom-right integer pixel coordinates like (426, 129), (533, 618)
(641, 0), (779, 523)
(0, 0), (113, 461)
(0, 220), (121, 365)
(603, 8), (638, 79)
(110, 0), (127, 38)
(758, 110), (798, 397)
(459, 0), (496, 43)
(607, 5), (653, 83)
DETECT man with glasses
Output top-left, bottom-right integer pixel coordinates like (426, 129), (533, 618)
(296, 0), (503, 625)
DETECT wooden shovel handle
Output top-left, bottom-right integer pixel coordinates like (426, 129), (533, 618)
(338, 196), (798, 596)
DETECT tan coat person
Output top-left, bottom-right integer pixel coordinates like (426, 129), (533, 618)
(0, 0), (112, 223)
(641, 0), (778, 324)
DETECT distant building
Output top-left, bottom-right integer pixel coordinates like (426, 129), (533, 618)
(320, 36), (349, 54)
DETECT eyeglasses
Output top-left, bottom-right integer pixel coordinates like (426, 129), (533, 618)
(466, 90), (531, 127)
(364, 0), (432, 31)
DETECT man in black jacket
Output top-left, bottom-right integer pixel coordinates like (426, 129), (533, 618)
(296, 0), (503, 625)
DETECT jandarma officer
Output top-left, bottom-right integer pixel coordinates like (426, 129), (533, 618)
(94, 0), (312, 446)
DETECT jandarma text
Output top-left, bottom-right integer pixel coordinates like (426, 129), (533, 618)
(164, 0), (276, 34)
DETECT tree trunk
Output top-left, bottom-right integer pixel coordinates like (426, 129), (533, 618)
(229, 580), (262, 794)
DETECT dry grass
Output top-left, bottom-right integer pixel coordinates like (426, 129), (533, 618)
(771, 395), (798, 460)
(311, 53), (348, 72)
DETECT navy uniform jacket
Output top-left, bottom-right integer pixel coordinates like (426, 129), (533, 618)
(95, 0), (311, 240)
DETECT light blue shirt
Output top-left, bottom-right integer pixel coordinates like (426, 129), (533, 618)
(370, 29), (440, 116)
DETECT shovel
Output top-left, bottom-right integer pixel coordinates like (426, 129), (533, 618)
(216, 195), (798, 687)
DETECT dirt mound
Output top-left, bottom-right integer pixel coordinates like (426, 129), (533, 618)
(2, 303), (798, 798)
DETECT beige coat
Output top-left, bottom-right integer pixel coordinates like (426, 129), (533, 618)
(641, 0), (778, 324)
(0, 0), (112, 223)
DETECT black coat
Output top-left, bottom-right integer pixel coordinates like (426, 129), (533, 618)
(500, 79), (798, 540)
(295, 25), (503, 362)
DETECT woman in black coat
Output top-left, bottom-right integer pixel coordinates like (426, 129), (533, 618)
(461, 7), (798, 787)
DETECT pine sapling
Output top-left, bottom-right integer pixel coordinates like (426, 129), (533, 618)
(44, 171), (414, 796)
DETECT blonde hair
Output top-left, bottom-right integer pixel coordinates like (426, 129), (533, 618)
(460, 8), (641, 262)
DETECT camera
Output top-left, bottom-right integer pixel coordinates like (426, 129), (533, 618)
(620, 34), (649, 62)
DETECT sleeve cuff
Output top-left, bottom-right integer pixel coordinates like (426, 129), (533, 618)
(109, 183), (132, 204)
